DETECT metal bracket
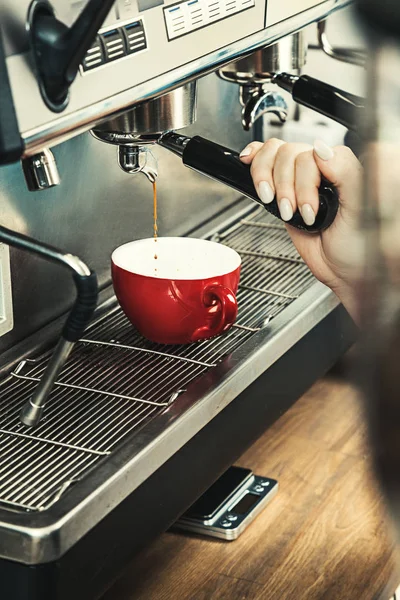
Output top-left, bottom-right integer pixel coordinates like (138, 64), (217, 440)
(310, 20), (366, 67)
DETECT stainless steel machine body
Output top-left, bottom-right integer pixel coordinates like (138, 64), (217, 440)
(91, 81), (197, 181)
(0, 1), (360, 598)
(2, 0), (350, 156)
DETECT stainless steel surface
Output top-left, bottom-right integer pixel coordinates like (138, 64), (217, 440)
(21, 149), (61, 191)
(6, 0), (350, 156)
(0, 244), (13, 338)
(19, 339), (75, 427)
(92, 83), (196, 182)
(0, 204), (339, 563)
(62, 254), (91, 277)
(311, 19), (366, 66)
(218, 32), (305, 129)
(218, 32), (307, 85)
(240, 89), (288, 130)
(117, 146), (158, 182)
(92, 83), (197, 145)
(267, 0), (333, 26)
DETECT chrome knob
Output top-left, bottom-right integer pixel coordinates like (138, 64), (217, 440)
(21, 148), (61, 191)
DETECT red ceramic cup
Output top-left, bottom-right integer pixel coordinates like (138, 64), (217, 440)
(111, 237), (241, 345)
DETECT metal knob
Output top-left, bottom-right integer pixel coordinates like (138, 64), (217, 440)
(21, 148), (60, 191)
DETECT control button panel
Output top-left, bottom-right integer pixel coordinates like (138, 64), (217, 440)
(164, 0), (255, 40)
(80, 19), (147, 73)
(101, 28), (127, 62)
(81, 36), (105, 72)
(122, 21), (147, 54)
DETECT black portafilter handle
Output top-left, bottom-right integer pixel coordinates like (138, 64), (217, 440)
(158, 133), (339, 233)
(273, 73), (365, 132)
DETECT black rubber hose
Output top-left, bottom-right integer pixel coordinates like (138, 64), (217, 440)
(0, 225), (98, 340)
(63, 271), (98, 342)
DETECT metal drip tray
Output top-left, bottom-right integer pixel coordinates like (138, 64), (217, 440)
(0, 205), (339, 564)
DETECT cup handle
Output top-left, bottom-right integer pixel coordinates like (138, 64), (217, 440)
(192, 284), (238, 342)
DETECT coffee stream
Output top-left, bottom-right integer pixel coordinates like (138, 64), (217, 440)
(153, 181), (158, 244)
(152, 181), (158, 268)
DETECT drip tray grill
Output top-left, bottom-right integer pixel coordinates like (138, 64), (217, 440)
(0, 207), (315, 512)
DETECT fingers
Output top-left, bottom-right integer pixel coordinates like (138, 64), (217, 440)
(242, 138), (285, 206)
(294, 150), (322, 226)
(240, 138), (363, 227)
(246, 139), (312, 222)
(313, 140), (362, 219)
(239, 141), (264, 162)
(273, 143), (312, 222)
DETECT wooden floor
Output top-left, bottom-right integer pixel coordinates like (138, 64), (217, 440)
(103, 373), (400, 600)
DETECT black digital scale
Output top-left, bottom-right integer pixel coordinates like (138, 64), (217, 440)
(173, 467), (278, 540)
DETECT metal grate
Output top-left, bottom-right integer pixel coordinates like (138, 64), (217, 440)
(0, 207), (315, 512)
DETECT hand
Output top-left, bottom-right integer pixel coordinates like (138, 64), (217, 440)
(239, 138), (364, 321)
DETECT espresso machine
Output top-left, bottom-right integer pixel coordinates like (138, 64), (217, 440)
(0, 1), (361, 598)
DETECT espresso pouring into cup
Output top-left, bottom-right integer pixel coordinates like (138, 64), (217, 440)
(112, 237), (241, 345)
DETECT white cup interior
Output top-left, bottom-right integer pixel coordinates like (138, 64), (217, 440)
(112, 237), (241, 280)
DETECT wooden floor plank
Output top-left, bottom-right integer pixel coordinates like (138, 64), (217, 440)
(189, 574), (263, 600)
(103, 375), (399, 600)
(251, 460), (394, 600)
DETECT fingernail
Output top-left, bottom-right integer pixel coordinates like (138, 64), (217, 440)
(279, 198), (293, 222)
(301, 204), (316, 226)
(314, 139), (334, 161)
(258, 181), (274, 204)
(239, 145), (252, 157)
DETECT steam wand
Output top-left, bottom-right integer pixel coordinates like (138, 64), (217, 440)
(0, 226), (98, 427)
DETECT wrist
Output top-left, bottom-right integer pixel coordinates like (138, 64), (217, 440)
(331, 279), (359, 324)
